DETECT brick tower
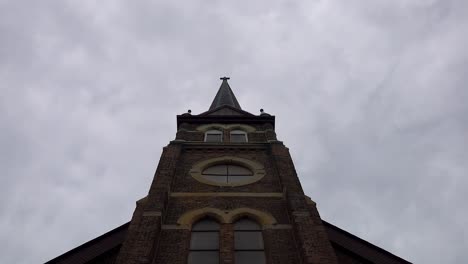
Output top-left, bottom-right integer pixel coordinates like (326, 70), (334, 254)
(114, 77), (338, 264)
(47, 78), (412, 264)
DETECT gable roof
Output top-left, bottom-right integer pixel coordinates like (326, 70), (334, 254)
(323, 221), (412, 264)
(45, 223), (128, 264)
(45, 220), (411, 264)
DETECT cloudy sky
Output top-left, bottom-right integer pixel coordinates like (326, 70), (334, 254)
(1, 1), (467, 263)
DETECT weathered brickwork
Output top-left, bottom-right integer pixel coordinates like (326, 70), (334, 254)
(48, 81), (412, 264)
(153, 229), (190, 264)
(220, 224), (235, 264)
(263, 229), (300, 263)
(116, 100), (338, 263)
(175, 130), (204, 141)
(175, 130), (273, 143)
(172, 148), (282, 193)
(164, 197), (289, 224)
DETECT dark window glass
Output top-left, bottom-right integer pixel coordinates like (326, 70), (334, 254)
(231, 133), (247, 143)
(192, 218), (219, 231)
(235, 251), (266, 264)
(192, 218), (220, 231)
(230, 130), (248, 143)
(234, 218), (261, 230)
(205, 130), (223, 142)
(201, 164), (253, 183)
(235, 232), (264, 250)
(228, 165), (253, 176)
(189, 218), (219, 264)
(206, 134), (223, 142)
(188, 252), (219, 264)
(234, 218), (265, 264)
(202, 175), (228, 183)
(190, 232), (219, 250)
(202, 165), (228, 175)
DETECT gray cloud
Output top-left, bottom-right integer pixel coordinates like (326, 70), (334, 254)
(1, 1), (467, 263)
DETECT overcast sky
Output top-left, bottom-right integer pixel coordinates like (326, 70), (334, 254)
(1, 1), (467, 263)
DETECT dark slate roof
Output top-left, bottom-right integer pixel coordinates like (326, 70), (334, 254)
(209, 78), (242, 111)
(45, 220), (412, 264)
(323, 221), (412, 264)
(199, 105), (256, 117)
(44, 223), (128, 264)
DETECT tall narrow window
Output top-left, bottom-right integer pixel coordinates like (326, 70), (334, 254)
(230, 130), (248, 143)
(205, 130), (223, 142)
(234, 218), (265, 264)
(188, 218), (220, 264)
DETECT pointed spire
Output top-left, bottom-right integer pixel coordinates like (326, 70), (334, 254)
(209, 77), (242, 110)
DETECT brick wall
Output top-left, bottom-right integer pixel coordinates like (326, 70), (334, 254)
(116, 119), (338, 264)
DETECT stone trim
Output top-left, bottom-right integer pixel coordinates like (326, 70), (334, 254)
(136, 196), (148, 205)
(177, 208), (227, 226)
(228, 208), (278, 226)
(304, 195), (317, 206)
(170, 139), (186, 143)
(189, 156), (265, 187)
(267, 140), (283, 143)
(177, 207), (277, 229)
(196, 123), (257, 133)
(170, 192), (283, 198)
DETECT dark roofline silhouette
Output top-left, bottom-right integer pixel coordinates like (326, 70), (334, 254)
(208, 77), (242, 110)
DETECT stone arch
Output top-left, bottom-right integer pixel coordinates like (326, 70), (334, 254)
(196, 123), (226, 132)
(225, 124), (256, 133)
(196, 123), (256, 133)
(227, 208), (277, 226)
(177, 208), (229, 228)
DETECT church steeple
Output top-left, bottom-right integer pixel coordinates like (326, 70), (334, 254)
(208, 77), (242, 110)
(47, 76), (411, 264)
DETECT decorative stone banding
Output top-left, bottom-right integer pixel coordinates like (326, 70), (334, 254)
(177, 207), (277, 229)
(190, 156), (265, 187)
(196, 123), (256, 133)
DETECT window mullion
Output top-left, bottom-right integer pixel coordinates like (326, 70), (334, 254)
(219, 223), (234, 264)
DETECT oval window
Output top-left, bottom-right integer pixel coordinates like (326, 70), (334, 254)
(201, 164), (253, 184)
(190, 156), (265, 187)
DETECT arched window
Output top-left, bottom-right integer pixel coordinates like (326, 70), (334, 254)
(188, 218), (220, 264)
(205, 130), (223, 142)
(201, 164), (253, 183)
(230, 130), (248, 143)
(234, 218), (265, 264)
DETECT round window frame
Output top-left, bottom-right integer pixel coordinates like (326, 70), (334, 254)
(190, 156), (265, 187)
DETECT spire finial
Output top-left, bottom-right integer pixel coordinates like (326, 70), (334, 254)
(220, 76), (230, 81)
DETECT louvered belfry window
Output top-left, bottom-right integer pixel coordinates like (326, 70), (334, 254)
(201, 164), (253, 183)
(234, 218), (266, 264)
(188, 218), (220, 264)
